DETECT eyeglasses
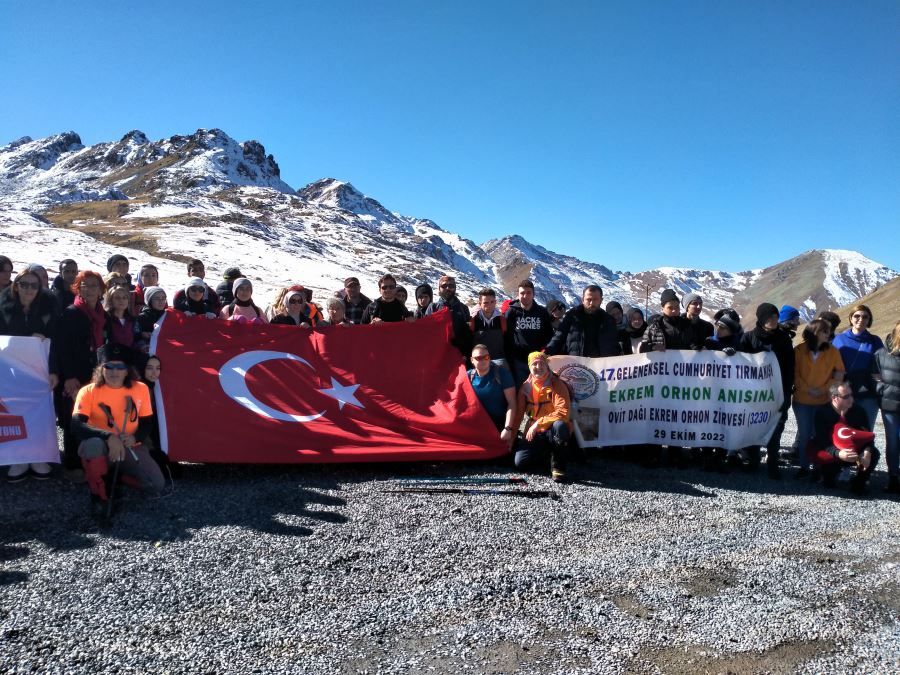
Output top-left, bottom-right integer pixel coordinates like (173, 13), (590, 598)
(440, 284), (456, 289)
(288, 297), (304, 304)
(381, 285), (396, 290)
(17, 281), (40, 290)
(102, 363), (128, 371)
(835, 393), (853, 400)
(851, 314), (869, 320)
(472, 354), (491, 361)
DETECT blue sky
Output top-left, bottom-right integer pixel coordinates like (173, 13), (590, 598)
(2, 1), (898, 273)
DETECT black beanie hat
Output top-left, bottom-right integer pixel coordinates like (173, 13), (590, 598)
(660, 289), (679, 306)
(756, 303), (779, 325)
(106, 254), (128, 272)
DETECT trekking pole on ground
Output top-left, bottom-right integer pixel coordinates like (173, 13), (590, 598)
(384, 487), (559, 500)
(103, 457), (122, 525)
(394, 476), (528, 486)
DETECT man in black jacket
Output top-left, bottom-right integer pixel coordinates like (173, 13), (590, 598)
(738, 302), (795, 478)
(545, 285), (619, 358)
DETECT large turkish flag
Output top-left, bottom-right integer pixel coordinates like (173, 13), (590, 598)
(149, 309), (507, 463)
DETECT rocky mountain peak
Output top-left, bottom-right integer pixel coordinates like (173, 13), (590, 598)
(297, 178), (397, 224)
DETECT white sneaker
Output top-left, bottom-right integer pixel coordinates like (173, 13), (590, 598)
(30, 463), (52, 479)
(7, 463), (30, 483)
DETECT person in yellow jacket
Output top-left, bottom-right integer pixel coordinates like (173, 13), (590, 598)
(510, 351), (572, 482)
(793, 318), (844, 476)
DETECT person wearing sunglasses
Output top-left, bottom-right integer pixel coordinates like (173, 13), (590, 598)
(1, 269), (60, 482)
(271, 286), (319, 327)
(55, 270), (108, 478)
(176, 277), (220, 319)
(362, 274), (412, 324)
(467, 344), (517, 450)
(832, 304), (885, 430)
(72, 343), (164, 517)
(424, 274), (473, 356)
(809, 382), (880, 494)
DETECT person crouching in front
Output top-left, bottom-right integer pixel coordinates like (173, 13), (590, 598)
(509, 351), (572, 483)
(71, 344), (164, 518)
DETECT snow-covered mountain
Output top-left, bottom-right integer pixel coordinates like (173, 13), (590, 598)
(1, 129), (895, 320)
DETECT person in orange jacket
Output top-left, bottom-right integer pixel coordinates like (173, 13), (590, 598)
(510, 351), (572, 482)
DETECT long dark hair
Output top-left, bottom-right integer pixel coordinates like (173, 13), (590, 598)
(91, 361), (139, 388)
(802, 319), (830, 347)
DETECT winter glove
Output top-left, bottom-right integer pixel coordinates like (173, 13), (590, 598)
(205, 312), (217, 319)
(184, 311), (196, 317)
(723, 347), (736, 356)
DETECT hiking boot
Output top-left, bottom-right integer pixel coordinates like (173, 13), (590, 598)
(6, 464), (29, 483)
(794, 467), (810, 480)
(30, 463), (52, 480)
(550, 452), (567, 483)
(767, 460), (781, 480)
(850, 474), (868, 496)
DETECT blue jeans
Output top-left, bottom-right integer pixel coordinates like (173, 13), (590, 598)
(514, 420), (570, 469)
(792, 403), (824, 467)
(883, 410), (900, 476)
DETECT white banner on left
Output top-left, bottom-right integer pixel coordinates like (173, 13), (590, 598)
(0, 336), (59, 466)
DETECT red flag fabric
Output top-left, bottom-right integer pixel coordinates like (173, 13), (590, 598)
(150, 309), (508, 463)
(832, 421), (875, 452)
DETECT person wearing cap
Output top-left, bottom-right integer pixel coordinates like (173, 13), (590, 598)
(172, 259), (221, 314)
(547, 299), (566, 331)
(137, 286), (168, 345)
(220, 278), (268, 324)
(51, 259), (78, 312)
(413, 283), (433, 320)
(546, 285), (620, 359)
(71, 343), (164, 517)
(470, 288), (508, 366)
(640, 289), (703, 353)
(335, 277), (372, 325)
(778, 305), (801, 338)
(426, 274), (474, 356)
(683, 293), (713, 343)
(215, 267), (244, 306)
(504, 279), (554, 385)
(362, 274), (413, 324)
(792, 318), (845, 477)
(509, 351), (572, 482)
(175, 277), (219, 318)
(271, 286), (320, 326)
(738, 302), (796, 478)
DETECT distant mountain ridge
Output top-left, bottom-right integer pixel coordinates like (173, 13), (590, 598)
(1, 128), (895, 319)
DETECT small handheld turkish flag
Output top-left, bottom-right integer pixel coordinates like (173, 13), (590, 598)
(832, 421), (875, 452)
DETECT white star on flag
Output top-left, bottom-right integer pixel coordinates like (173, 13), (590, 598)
(319, 378), (363, 410)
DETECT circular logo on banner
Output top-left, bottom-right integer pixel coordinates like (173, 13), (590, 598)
(556, 363), (600, 402)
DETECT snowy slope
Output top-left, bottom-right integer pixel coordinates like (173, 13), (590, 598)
(1, 130), (896, 320)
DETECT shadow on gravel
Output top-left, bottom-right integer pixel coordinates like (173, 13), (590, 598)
(97, 463), (351, 544)
(573, 451), (900, 501)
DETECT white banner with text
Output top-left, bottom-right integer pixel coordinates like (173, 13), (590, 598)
(0, 336), (58, 466)
(551, 350), (783, 450)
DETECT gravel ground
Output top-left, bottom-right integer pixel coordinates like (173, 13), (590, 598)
(1, 415), (898, 674)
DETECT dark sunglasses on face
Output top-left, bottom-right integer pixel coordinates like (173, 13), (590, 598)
(102, 363), (128, 371)
(189, 286), (205, 293)
(835, 393), (853, 400)
(17, 281), (40, 290)
(472, 354), (491, 361)
(852, 314), (869, 320)
(288, 297), (304, 304)
(440, 284), (456, 289)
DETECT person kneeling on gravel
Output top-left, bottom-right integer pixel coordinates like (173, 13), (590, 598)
(71, 344), (164, 516)
(509, 351), (572, 483)
(809, 382), (880, 494)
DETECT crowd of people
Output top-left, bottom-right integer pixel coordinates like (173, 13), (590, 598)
(1, 251), (898, 519)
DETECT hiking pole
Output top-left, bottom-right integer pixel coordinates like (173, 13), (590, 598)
(394, 476), (528, 486)
(384, 488), (560, 500)
(103, 457), (122, 525)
